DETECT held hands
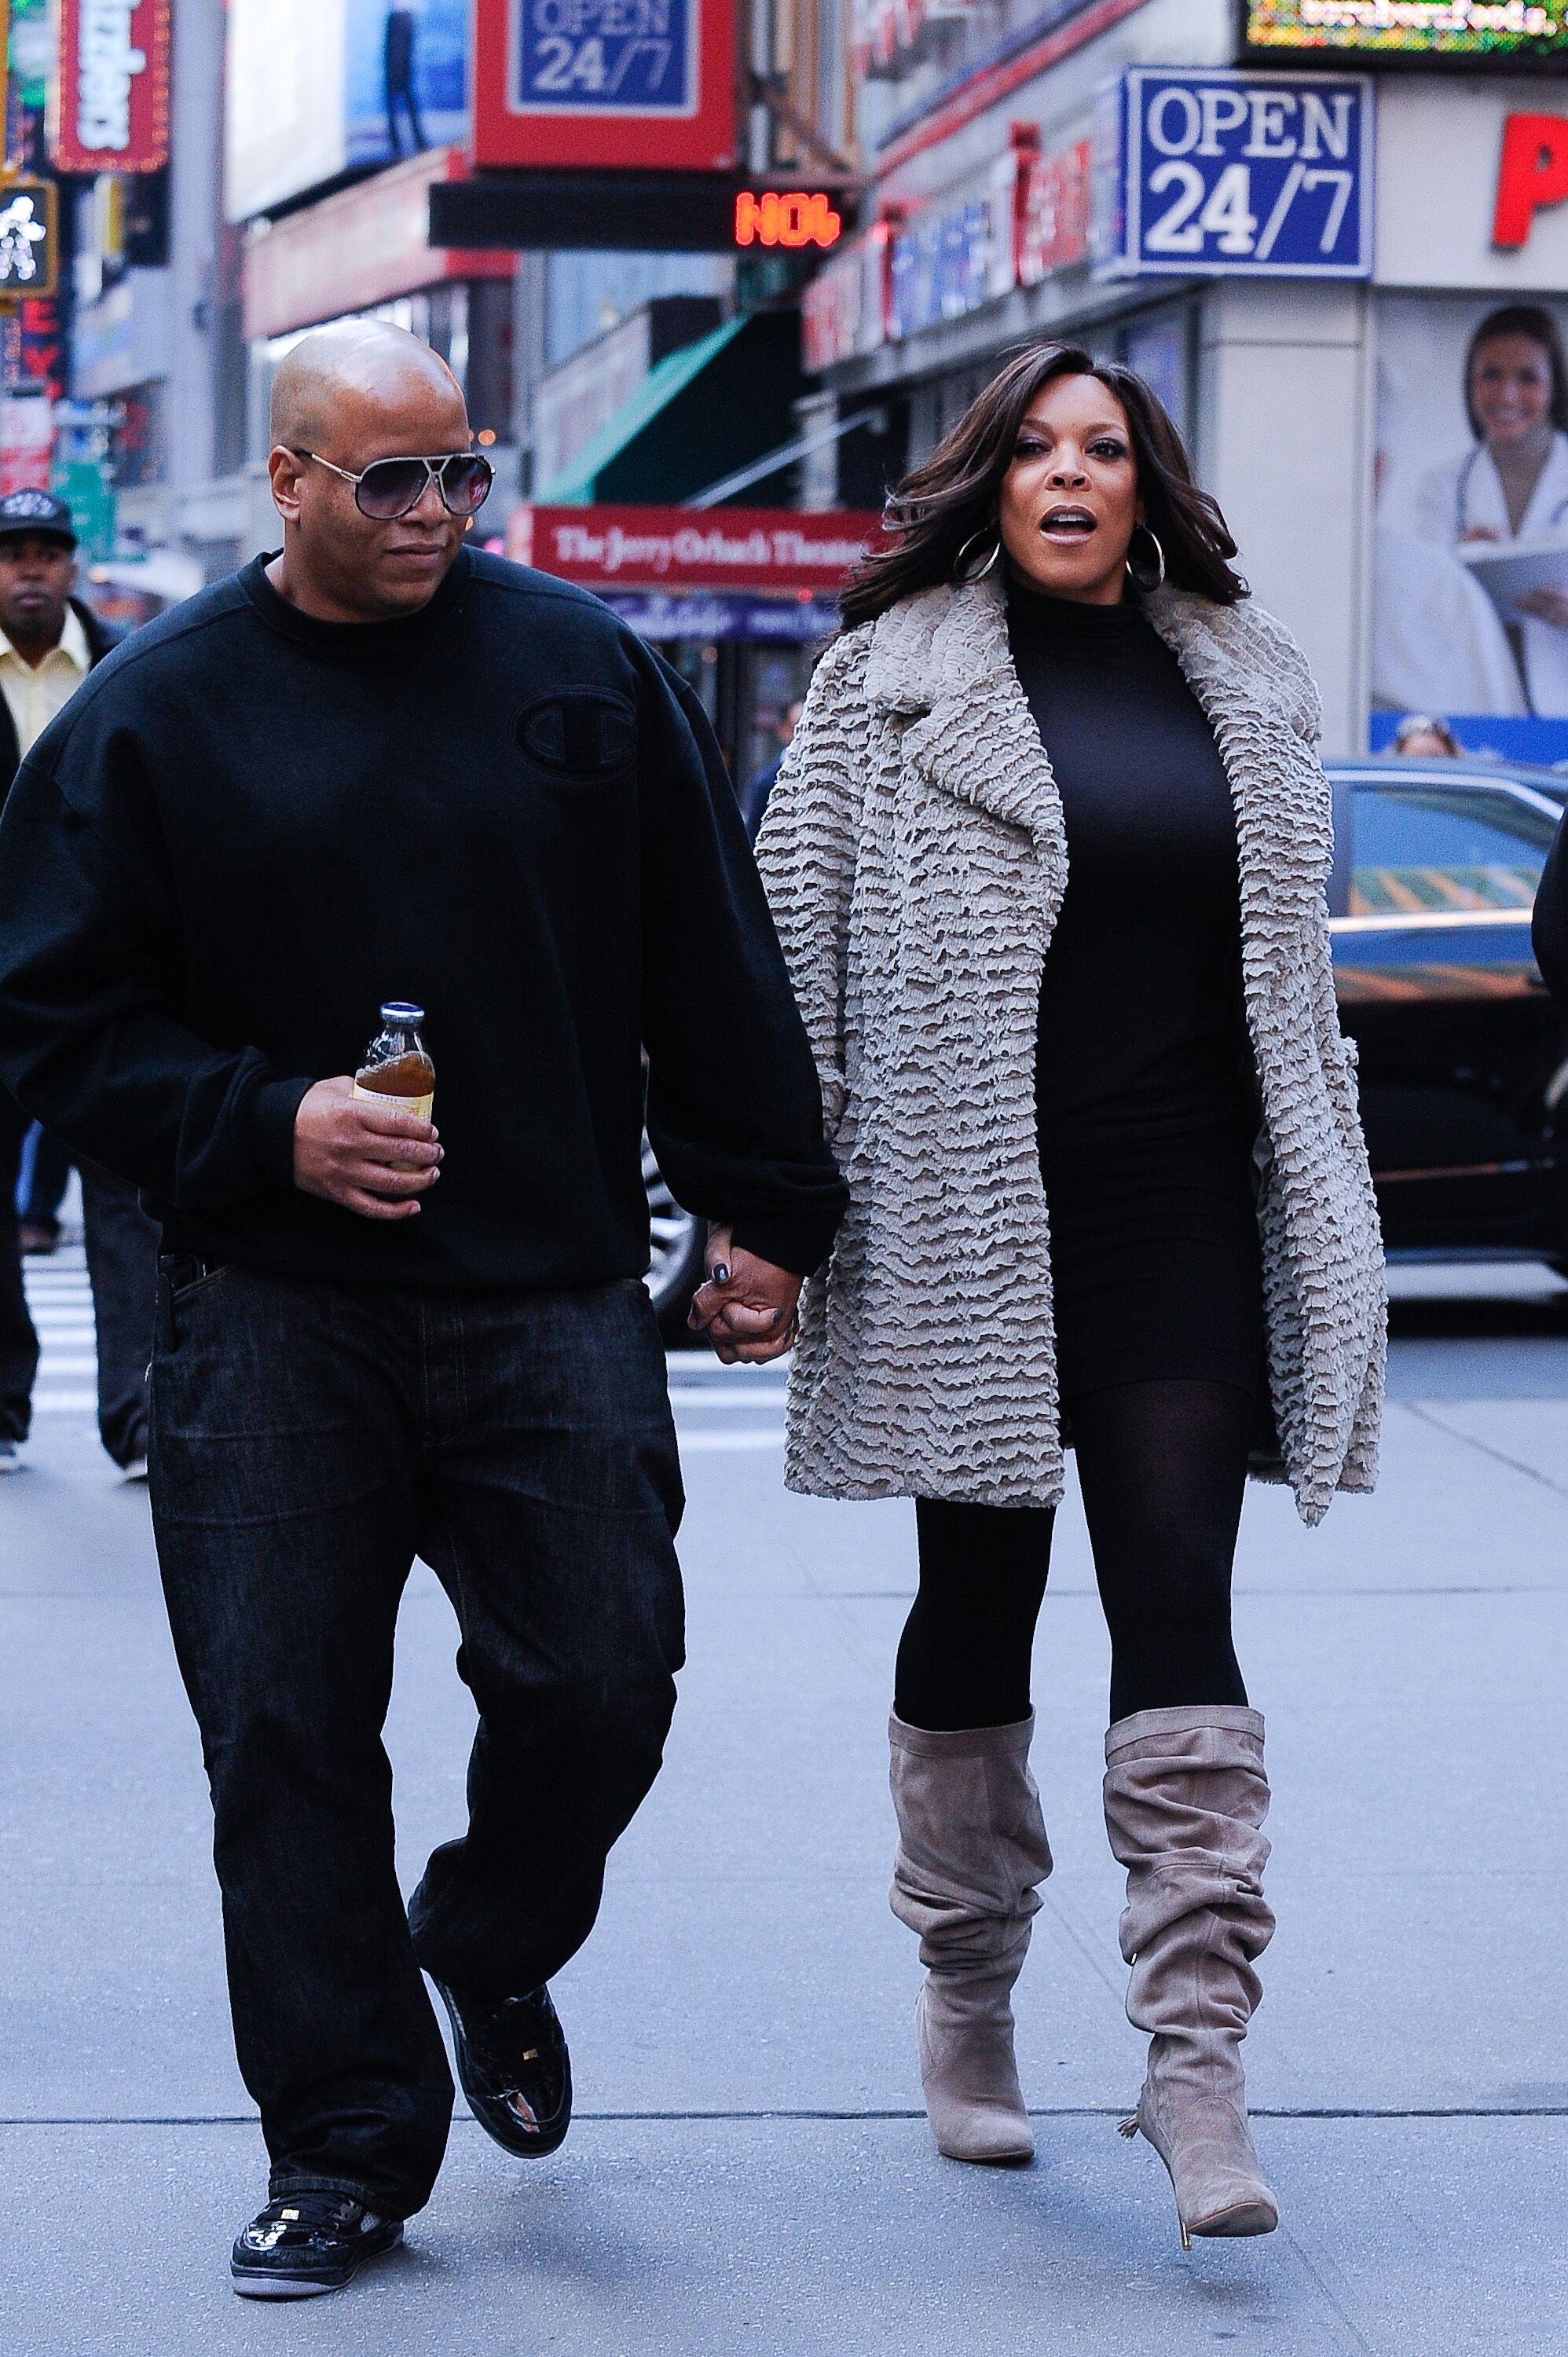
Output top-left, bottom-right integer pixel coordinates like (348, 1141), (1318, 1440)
(292, 1076), (442, 1220)
(687, 1223), (801, 1364)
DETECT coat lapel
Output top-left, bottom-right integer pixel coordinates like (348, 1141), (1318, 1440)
(1141, 586), (1334, 939)
(864, 576), (1328, 959)
(866, 575), (1068, 860)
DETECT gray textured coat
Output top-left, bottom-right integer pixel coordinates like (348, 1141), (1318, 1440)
(754, 573), (1386, 1525)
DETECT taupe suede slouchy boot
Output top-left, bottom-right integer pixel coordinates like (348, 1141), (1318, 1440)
(1103, 1706), (1278, 2245)
(888, 1713), (1053, 2165)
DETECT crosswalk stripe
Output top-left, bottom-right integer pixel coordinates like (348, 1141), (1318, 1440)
(24, 1248), (97, 1413)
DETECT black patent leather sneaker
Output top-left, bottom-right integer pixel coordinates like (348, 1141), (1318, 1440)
(433, 1980), (573, 2158)
(230, 2192), (402, 2298)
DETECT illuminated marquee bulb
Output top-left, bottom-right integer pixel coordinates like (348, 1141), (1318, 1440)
(734, 191), (844, 250)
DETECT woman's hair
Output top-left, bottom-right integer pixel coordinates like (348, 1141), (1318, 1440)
(1390, 712), (1462, 757)
(1464, 304), (1568, 438)
(839, 341), (1247, 629)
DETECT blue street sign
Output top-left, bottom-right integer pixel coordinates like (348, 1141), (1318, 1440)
(511, 0), (698, 116)
(600, 592), (838, 643)
(1093, 68), (1373, 281)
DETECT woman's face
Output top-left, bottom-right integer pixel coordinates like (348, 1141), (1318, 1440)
(996, 373), (1143, 605)
(1469, 333), (1555, 451)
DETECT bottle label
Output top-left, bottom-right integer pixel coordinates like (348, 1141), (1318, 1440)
(354, 1081), (434, 1123)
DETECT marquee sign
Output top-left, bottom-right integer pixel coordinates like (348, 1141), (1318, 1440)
(49, 0), (171, 174)
(1094, 68), (1374, 280)
(507, 505), (882, 592)
(472, 0), (737, 171)
(1242, 0), (1568, 66)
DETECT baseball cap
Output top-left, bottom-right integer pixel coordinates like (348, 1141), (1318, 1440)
(0, 489), (75, 548)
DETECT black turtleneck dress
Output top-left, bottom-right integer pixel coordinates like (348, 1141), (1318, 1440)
(1006, 584), (1265, 1402)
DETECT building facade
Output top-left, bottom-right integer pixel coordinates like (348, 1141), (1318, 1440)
(806, 0), (1568, 758)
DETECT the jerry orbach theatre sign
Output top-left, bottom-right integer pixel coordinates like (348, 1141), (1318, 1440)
(508, 505), (883, 591)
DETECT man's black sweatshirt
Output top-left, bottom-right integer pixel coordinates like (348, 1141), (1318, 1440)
(0, 548), (847, 1290)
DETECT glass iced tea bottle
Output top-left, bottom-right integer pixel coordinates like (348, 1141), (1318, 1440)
(354, 1002), (434, 1124)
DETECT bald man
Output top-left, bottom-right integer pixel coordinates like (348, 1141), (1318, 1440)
(0, 323), (845, 2297)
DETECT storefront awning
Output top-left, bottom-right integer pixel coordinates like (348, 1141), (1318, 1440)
(533, 310), (806, 508)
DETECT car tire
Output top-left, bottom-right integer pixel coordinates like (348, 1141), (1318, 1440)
(643, 1135), (709, 1343)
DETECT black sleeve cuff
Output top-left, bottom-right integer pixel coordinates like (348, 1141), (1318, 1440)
(249, 1076), (314, 1191)
(730, 1208), (841, 1281)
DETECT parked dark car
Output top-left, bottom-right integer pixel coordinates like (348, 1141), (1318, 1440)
(1327, 754), (1568, 1268)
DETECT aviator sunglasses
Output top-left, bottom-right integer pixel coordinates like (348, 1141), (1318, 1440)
(292, 447), (494, 521)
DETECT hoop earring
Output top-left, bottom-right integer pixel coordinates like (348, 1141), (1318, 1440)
(953, 525), (1002, 584)
(1126, 523), (1166, 592)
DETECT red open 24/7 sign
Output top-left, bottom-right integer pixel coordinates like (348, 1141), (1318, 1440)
(472, 0), (737, 172)
(49, 0), (171, 176)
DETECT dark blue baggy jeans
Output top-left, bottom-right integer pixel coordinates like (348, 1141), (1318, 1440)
(148, 1260), (685, 2220)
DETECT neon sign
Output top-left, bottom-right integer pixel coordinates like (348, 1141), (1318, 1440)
(49, 0), (171, 174)
(1243, 0), (1568, 64)
(734, 190), (843, 250)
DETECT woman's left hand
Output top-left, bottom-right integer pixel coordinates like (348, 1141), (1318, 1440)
(1516, 585), (1568, 629)
(687, 1224), (802, 1363)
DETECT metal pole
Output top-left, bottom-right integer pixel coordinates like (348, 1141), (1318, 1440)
(0, 3), (20, 388)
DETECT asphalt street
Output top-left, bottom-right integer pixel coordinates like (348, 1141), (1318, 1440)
(2, 1248), (1565, 2355)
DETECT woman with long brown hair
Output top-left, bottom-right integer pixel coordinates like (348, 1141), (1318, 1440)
(749, 343), (1384, 2246)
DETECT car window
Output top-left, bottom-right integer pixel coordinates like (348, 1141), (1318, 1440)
(1350, 785), (1556, 915)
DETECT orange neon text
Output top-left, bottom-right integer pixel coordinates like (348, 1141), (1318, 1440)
(734, 190), (843, 249)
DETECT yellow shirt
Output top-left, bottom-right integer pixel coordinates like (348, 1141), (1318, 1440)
(0, 603), (90, 759)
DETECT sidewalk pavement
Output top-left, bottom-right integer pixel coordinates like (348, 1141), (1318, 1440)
(2, 1260), (1564, 2353)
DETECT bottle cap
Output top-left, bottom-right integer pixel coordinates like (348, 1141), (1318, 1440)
(380, 1001), (425, 1025)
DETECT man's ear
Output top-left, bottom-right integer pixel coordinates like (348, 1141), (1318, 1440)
(269, 445), (306, 527)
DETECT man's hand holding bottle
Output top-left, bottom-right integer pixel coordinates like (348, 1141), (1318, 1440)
(293, 1076), (442, 1220)
(294, 999), (442, 1220)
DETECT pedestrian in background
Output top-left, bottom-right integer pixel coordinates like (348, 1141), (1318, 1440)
(750, 343), (1386, 2249)
(1389, 712), (1464, 758)
(16, 1123), (71, 1254)
(741, 694), (804, 841)
(0, 321), (842, 2297)
(0, 488), (156, 1478)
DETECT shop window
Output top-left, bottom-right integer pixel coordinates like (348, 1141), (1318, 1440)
(110, 380), (165, 490)
(1120, 307), (1196, 446)
(1350, 783), (1554, 915)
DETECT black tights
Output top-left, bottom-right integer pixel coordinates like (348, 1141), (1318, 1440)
(894, 1379), (1253, 1731)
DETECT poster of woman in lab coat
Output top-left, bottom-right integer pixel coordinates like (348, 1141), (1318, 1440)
(1413, 303), (1568, 719)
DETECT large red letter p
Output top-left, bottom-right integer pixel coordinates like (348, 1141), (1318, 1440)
(1493, 113), (1568, 249)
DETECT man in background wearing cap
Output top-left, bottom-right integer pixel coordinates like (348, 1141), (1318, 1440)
(0, 488), (157, 1478)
